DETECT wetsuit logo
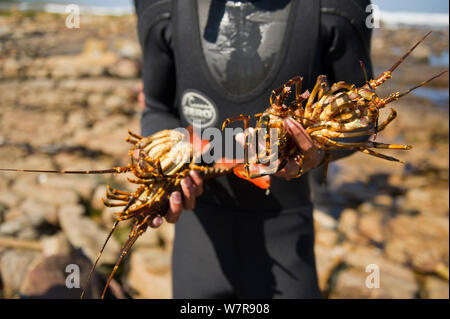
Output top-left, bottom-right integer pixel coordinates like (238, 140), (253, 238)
(181, 90), (217, 127)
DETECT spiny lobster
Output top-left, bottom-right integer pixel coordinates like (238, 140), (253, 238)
(0, 128), (231, 298)
(222, 32), (447, 182)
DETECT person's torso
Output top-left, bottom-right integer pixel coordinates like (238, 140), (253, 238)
(172, 0), (322, 212)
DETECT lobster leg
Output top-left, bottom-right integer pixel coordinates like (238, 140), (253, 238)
(305, 75), (328, 116)
(128, 130), (144, 140)
(222, 115), (252, 178)
(293, 76), (304, 103)
(359, 148), (403, 163)
(330, 81), (355, 93)
(106, 185), (132, 196)
(315, 135), (411, 150)
(103, 200), (128, 207)
(258, 114), (272, 158)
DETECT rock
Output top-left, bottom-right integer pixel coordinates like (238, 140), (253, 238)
(315, 245), (344, 293)
(109, 58), (140, 79)
(105, 95), (127, 111)
(125, 247), (172, 299)
(134, 229), (160, 249)
(337, 208), (368, 244)
(329, 266), (418, 299)
(92, 185), (108, 211)
(343, 244), (417, 285)
(385, 215), (449, 274)
(157, 223), (175, 250)
(314, 209), (338, 230)
(58, 204), (85, 218)
(372, 194), (393, 207)
(315, 229), (339, 247)
(41, 233), (73, 257)
(0, 250), (40, 298)
(82, 39), (107, 57)
(410, 44), (431, 63)
(2, 58), (21, 78)
(39, 175), (98, 202)
(58, 207), (121, 265)
(12, 178), (80, 207)
(337, 182), (378, 204)
(0, 191), (21, 208)
(113, 39), (141, 59)
(359, 212), (385, 244)
(424, 276), (449, 299)
(0, 215), (37, 239)
(404, 186), (449, 216)
(20, 251), (103, 299)
(20, 198), (58, 227)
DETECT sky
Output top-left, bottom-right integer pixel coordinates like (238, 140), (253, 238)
(372, 0), (449, 13)
(4, 0), (450, 14)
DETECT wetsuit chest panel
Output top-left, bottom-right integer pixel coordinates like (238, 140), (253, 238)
(197, 0), (291, 96)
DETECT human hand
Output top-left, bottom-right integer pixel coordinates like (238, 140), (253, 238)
(234, 118), (324, 180)
(150, 170), (203, 228)
(275, 117), (324, 180)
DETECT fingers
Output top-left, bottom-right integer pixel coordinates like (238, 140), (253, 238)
(181, 177), (196, 210)
(274, 159), (301, 180)
(150, 216), (164, 228)
(165, 191), (183, 224)
(283, 118), (314, 152)
(284, 118), (323, 170)
(189, 170), (204, 196)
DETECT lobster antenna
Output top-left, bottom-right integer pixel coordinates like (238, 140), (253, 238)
(388, 31), (432, 73)
(360, 60), (368, 83)
(398, 70), (448, 99)
(0, 167), (130, 175)
(101, 221), (145, 299)
(382, 70), (448, 105)
(80, 220), (120, 299)
(80, 194), (140, 299)
(370, 32), (432, 89)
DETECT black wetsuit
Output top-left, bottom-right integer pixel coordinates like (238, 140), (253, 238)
(135, 0), (373, 298)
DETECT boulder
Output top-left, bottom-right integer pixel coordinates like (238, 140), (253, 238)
(0, 249), (40, 298)
(125, 247), (172, 299)
(58, 206), (121, 265)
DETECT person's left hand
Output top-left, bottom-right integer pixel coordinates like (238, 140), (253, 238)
(235, 117), (324, 180)
(274, 117), (324, 179)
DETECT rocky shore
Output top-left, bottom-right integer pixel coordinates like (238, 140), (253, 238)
(0, 11), (448, 299)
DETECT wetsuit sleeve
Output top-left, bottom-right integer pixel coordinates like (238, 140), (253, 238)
(320, 0), (374, 161)
(138, 13), (179, 137)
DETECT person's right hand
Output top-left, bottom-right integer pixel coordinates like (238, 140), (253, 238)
(149, 170), (204, 228)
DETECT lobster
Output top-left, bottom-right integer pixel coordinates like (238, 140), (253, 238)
(222, 32), (448, 183)
(0, 128), (231, 298)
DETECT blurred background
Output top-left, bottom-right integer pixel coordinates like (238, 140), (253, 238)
(0, 0), (448, 299)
